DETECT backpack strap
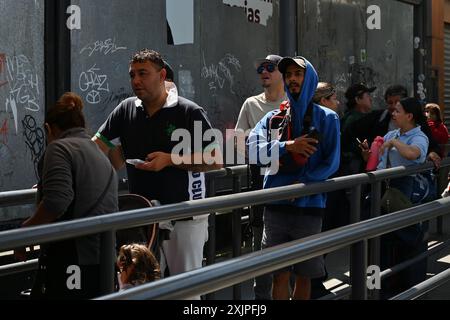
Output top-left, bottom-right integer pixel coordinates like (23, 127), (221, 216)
(301, 102), (315, 135)
(267, 101), (315, 141)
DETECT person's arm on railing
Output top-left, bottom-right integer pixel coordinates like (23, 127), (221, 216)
(14, 202), (61, 261)
(22, 201), (59, 227)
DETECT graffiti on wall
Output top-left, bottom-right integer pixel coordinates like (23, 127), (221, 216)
(201, 52), (241, 97)
(22, 115), (45, 178)
(78, 63), (110, 105)
(4, 54), (41, 134)
(80, 38), (127, 57)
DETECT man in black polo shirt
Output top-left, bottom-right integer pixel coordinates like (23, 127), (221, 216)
(93, 49), (222, 285)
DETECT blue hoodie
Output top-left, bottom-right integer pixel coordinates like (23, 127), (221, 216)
(247, 57), (340, 208)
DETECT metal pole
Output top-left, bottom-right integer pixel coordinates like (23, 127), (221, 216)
(232, 174), (242, 300)
(436, 166), (446, 235)
(349, 185), (367, 299)
(206, 179), (217, 300)
(350, 239), (368, 300)
(369, 181), (381, 299)
(100, 231), (116, 295)
(279, 0), (297, 56)
(206, 179), (217, 267)
(44, 0), (71, 108)
(349, 185), (361, 223)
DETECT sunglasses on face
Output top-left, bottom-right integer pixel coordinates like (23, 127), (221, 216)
(257, 64), (276, 74)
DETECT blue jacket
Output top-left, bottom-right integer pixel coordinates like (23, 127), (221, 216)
(247, 57), (340, 208)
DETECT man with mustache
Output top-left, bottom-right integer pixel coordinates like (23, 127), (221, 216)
(248, 57), (340, 299)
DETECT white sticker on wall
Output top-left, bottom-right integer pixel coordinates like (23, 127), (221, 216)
(166, 0), (194, 45)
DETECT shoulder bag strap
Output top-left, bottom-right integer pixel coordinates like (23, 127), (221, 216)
(79, 167), (115, 218)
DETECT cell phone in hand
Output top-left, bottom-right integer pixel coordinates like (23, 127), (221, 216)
(307, 129), (320, 144)
(126, 159), (145, 166)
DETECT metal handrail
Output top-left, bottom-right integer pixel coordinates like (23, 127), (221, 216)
(0, 172), (369, 251)
(0, 165), (247, 209)
(0, 160), (446, 208)
(390, 268), (450, 300)
(96, 197), (450, 300)
(0, 189), (36, 208)
(1, 160), (447, 250)
(318, 240), (450, 300)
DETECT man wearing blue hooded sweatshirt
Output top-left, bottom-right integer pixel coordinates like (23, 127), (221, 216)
(248, 56), (340, 300)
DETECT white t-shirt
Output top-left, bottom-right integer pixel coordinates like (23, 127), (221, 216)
(235, 93), (286, 131)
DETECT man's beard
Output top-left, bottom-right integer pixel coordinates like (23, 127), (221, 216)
(290, 92), (300, 100)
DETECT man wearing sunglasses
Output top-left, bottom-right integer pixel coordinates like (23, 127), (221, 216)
(235, 54), (285, 300)
(235, 54), (285, 132)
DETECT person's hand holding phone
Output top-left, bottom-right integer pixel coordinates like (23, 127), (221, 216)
(357, 138), (370, 162)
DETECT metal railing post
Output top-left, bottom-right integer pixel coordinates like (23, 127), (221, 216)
(232, 174), (242, 300)
(349, 184), (367, 299)
(369, 181), (381, 299)
(350, 239), (368, 300)
(436, 166), (447, 235)
(100, 230), (116, 295)
(206, 179), (217, 300)
(206, 179), (217, 267)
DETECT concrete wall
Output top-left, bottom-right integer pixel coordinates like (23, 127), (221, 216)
(70, 0), (279, 135)
(298, 0), (414, 114)
(0, 0), (45, 192)
(0, 0), (418, 215)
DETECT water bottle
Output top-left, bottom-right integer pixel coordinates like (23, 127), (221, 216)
(365, 136), (384, 171)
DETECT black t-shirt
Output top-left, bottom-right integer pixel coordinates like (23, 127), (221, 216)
(97, 96), (213, 205)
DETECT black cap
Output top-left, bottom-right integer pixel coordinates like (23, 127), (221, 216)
(345, 83), (376, 100)
(253, 54), (283, 69)
(163, 60), (174, 82)
(278, 56), (307, 74)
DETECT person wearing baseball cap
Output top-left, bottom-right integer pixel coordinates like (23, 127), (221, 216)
(344, 83), (376, 114)
(163, 60), (175, 82)
(340, 83), (376, 175)
(235, 53), (285, 300)
(247, 56), (340, 300)
(236, 54), (285, 133)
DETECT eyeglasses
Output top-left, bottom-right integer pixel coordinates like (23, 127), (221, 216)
(257, 64), (276, 74)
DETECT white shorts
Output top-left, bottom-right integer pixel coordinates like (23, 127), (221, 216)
(160, 218), (209, 276)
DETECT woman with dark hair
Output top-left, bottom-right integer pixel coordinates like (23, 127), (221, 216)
(425, 103), (449, 157)
(378, 97), (429, 173)
(377, 97), (429, 299)
(15, 92), (118, 299)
